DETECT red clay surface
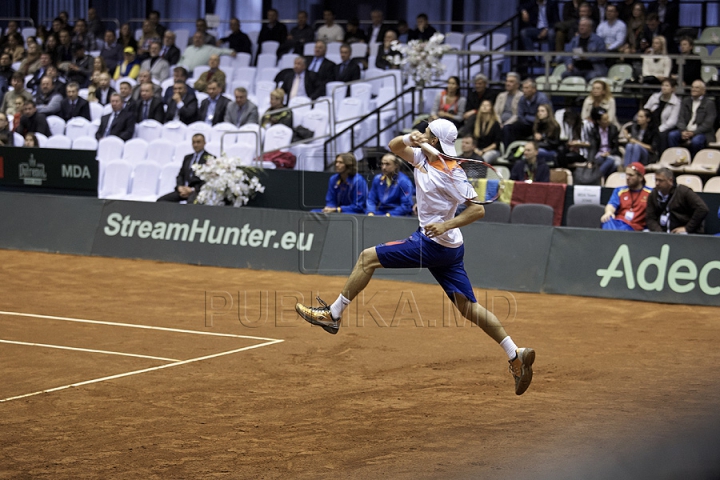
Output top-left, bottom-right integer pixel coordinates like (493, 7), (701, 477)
(1, 249), (719, 479)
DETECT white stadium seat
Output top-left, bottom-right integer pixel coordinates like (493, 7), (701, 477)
(99, 160), (133, 199)
(147, 138), (177, 165)
(45, 134), (72, 149)
(72, 136), (99, 150)
(97, 136), (125, 162)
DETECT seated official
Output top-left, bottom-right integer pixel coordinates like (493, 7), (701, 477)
(59, 81), (91, 122)
(198, 80), (230, 126)
(510, 141), (550, 182)
(165, 81), (198, 124)
(600, 162), (653, 231)
(157, 133), (213, 203)
(313, 153), (368, 214)
(224, 87), (259, 127)
(366, 154), (414, 217)
(646, 167), (708, 234)
(17, 100), (52, 137)
(96, 93), (135, 141)
(136, 82), (165, 123)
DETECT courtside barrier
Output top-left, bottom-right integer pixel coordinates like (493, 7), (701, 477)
(0, 192), (718, 306)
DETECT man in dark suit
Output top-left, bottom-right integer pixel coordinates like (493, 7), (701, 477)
(59, 82), (91, 122)
(95, 93), (135, 141)
(257, 8), (288, 57)
(160, 30), (181, 67)
(276, 56), (322, 100)
(647, 0), (679, 38)
(17, 100), (52, 137)
(157, 133), (212, 203)
(118, 81), (138, 115)
(95, 72), (116, 106)
(163, 66), (195, 103)
(136, 82), (165, 123)
(26, 53), (54, 94)
(519, 0), (559, 58)
(334, 44), (361, 84)
(305, 40), (336, 93)
(165, 81), (198, 124)
(367, 10), (396, 45)
(198, 80), (230, 126)
(100, 30), (124, 74)
(668, 80), (717, 157)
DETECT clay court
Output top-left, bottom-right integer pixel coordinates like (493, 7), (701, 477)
(1, 248), (720, 479)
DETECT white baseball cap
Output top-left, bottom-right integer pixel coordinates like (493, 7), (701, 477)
(428, 119), (457, 156)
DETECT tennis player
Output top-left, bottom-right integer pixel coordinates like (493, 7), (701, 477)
(296, 119), (535, 395)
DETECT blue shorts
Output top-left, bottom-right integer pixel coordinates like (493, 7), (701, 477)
(375, 229), (477, 303)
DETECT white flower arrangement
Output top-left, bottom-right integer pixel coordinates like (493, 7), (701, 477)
(391, 32), (453, 86)
(192, 155), (265, 207)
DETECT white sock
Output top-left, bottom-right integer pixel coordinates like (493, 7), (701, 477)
(329, 294), (350, 320)
(500, 336), (518, 360)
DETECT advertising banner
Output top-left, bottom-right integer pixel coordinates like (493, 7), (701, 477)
(0, 146), (98, 191)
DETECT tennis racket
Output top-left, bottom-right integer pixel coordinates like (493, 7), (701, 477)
(418, 142), (505, 205)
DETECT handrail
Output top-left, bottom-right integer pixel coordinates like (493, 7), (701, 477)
(329, 72), (404, 134)
(464, 13), (520, 81)
(220, 130), (261, 159)
(0, 17), (35, 28)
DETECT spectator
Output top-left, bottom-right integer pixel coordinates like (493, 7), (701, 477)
(137, 20), (161, 60)
(140, 41), (169, 82)
(0, 133), (10, 146)
(194, 54), (226, 93)
(562, 18), (607, 81)
(4, 33), (25, 63)
(460, 74), (497, 136)
(367, 10), (395, 45)
(596, 0), (609, 23)
(334, 44), (361, 83)
(279, 10), (314, 56)
(554, 0), (582, 51)
(0, 112), (11, 144)
(23, 132), (39, 147)
(72, 18), (95, 52)
(511, 140), (550, 182)
(118, 23), (138, 53)
(12, 96), (25, 130)
(646, 167), (708, 233)
(647, 0), (679, 39)
(257, 9), (288, 56)
(34, 76), (62, 116)
(316, 153), (368, 214)
(641, 35), (671, 85)
(408, 13), (437, 41)
(100, 30), (124, 74)
(178, 32), (236, 73)
(94, 72), (116, 106)
(472, 99), (503, 164)
(344, 18), (367, 45)
(556, 109), (588, 168)
(644, 77), (680, 152)
(600, 162), (652, 230)
(224, 87), (259, 127)
(18, 45), (41, 77)
(58, 11), (72, 30)
(397, 20), (410, 44)
(43, 34), (59, 65)
(87, 7), (106, 39)
(63, 44), (92, 87)
(114, 47), (141, 80)
(160, 31), (181, 66)
(587, 107), (621, 178)
(59, 81), (91, 121)
(27, 53), (55, 95)
(165, 81), (198, 124)
(504, 78), (549, 147)
(519, 0), (559, 56)
(671, 37), (702, 87)
(50, 17), (66, 37)
(17, 100), (51, 137)
(376, 30), (401, 70)
(639, 13), (670, 51)
(163, 67), (195, 103)
(147, 10), (166, 39)
(157, 133), (212, 203)
(198, 80), (230, 126)
(131, 70), (162, 101)
(619, 2), (646, 53)
(276, 57), (322, 101)
(118, 81), (136, 113)
(189, 18), (217, 46)
(260, 88), (292, 129)
(136, 82), (165, 123)
(458, 135), (483, 159)
(622, 108), (659, 166)
(596, 4), (627, 53)
(668, 80), (717, 157)
(429, 76), (466, 129)
(366, 154), (414, 216)
(56, 29), (74, 63)
(96, 93), (135, 140)
(218, 18), (252, 54)
(305, 40), (336, 92)
(317, 9), (345, 43)
(617, 0), (638, 24)
(0, 21), (21, 50)
(0, 52), (14, 89)
(581, 80), (618, 127)
(46, 65), (67, 97)
(494, 72), (523, 129)
(533, 103), (561, 164)
(2, 73), (33, 116)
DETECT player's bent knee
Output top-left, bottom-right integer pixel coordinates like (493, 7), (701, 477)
(359, 247), (382, 270)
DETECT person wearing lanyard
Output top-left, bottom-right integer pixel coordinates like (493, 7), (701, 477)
(157, 133), (212, 203)
(600, 162), (652, 231)
(646, 167), (709, 234)
(198, 80), (230, 126)
(366, 154), (414, 217)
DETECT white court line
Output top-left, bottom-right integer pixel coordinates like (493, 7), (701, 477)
(0, 310), (284, 404)
(0, 339), (283, 403)
(0, 311), (279, 342)
(0, 339), (180, 362)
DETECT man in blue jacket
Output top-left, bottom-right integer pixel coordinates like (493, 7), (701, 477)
(366, 154), (414, 216)
(314, 153), (368, 214)
(562, 17), (607, 81)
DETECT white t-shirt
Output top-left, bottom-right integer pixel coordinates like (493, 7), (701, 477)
(410, 148), (476, 248)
